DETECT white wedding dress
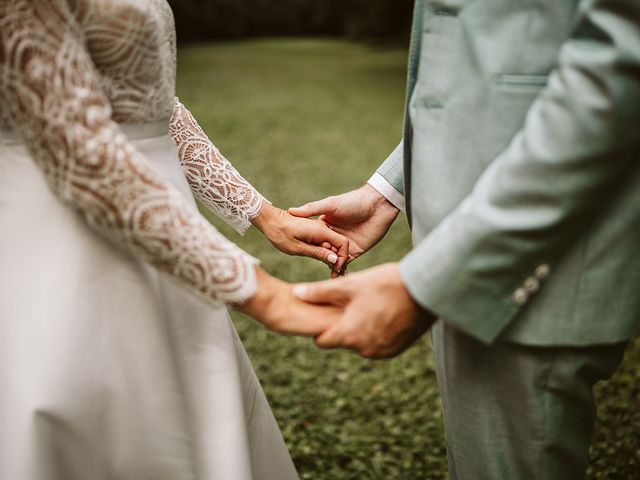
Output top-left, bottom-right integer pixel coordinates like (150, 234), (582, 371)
(0, 1), (298, 479)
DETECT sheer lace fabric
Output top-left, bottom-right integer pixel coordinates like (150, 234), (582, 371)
(0, 0), (260, 305)
(170, 98), (267, 235)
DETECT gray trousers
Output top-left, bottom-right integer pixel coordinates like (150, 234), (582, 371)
(431, 320), (629, 480)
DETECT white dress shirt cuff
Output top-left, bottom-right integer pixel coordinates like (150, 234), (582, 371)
(367, 173), (406, 212)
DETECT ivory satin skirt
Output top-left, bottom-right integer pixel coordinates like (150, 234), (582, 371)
(0, 124), (298, 480)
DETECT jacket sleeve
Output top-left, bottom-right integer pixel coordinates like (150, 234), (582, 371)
(399, 0), (640, 343)
(374, 140), (405, 195)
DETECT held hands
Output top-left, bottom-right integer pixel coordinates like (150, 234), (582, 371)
(237, 267), (341, 336)
(293, 263), (435, 359)
(252, 203), (349, 274)
(289, 184), (400, 275)
(243, 188), (420, 357)
(252, 184), (398, 276)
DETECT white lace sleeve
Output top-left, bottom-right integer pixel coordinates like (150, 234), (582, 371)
(0, 1), (258, 305)
(169, 98), (267, 235)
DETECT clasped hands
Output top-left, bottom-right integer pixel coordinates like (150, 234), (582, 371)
(238, 185), (434, 359)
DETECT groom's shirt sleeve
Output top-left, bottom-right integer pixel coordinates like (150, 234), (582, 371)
(368, 141), (406, 212)
(399, 0), (640, 344)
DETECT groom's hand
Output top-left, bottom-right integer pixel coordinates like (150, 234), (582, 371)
(293, 263), (435, 359)
(289, 185), (399, 274)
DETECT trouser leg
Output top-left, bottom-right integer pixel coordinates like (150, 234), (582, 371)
(430, 320), (628, 480)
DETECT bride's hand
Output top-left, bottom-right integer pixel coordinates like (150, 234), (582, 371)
(236, 267), (341, 336)
(251, 203), (349, 274)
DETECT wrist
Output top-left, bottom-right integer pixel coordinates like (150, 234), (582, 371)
(236, 267), (278, 316)
(251, 202), (282, 234)
(362, 184), (399, 215)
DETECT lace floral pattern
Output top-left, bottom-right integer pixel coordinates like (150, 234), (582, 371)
(0, 0), (259, 305)
(170, 98), (267, 235)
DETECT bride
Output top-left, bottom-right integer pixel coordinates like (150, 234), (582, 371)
(0, 1), (348, 478)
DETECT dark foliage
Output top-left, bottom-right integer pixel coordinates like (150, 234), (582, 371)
(167, 0), (413, 42)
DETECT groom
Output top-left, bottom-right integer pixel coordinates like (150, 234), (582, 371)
(290, 0), (640, 478)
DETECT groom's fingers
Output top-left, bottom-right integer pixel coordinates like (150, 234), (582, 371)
(326, 230), (349, 272)
(316, 310), (373, 354)
(293, 279), (351, 306)
(288, 198), (334, 218)
(314, 319), (353, 350)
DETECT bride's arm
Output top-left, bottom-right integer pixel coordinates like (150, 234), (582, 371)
(169, 98), (266, 235)
(170, 98), (350, 273)
(0, 1), (338, 335)
(0, 1), (258, 305)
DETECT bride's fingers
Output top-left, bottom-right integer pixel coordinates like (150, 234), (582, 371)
(295, 241), (340, 267)
(279, 317), (334, 337)
(321, 229), (349, 272)
(297, 226), (349, 271)
(279, 305), (340, 337)
(317, 226), (363, 263)
(320, 242), (339, 254)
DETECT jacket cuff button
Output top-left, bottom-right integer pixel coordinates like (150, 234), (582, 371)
(535, 264), (551, 280)
(512, 288), (529, 306)
(524, 277), (541, 294)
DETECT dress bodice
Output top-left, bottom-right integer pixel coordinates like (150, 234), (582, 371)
(0, 0), (176, 130)
(73, 0), (176, 123)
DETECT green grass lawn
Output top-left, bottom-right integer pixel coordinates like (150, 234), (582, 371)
(176, 38), (639, 480)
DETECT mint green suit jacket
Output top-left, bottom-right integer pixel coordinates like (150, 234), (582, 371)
(378, 0), (640, 345)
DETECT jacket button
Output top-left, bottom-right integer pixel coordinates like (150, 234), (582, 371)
(512, 288), (529, 306)
(535, 264), (551, 280)
(524, 277), (541, 294)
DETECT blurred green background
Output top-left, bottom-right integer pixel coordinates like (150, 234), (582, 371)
(175, 38), (639, 479)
